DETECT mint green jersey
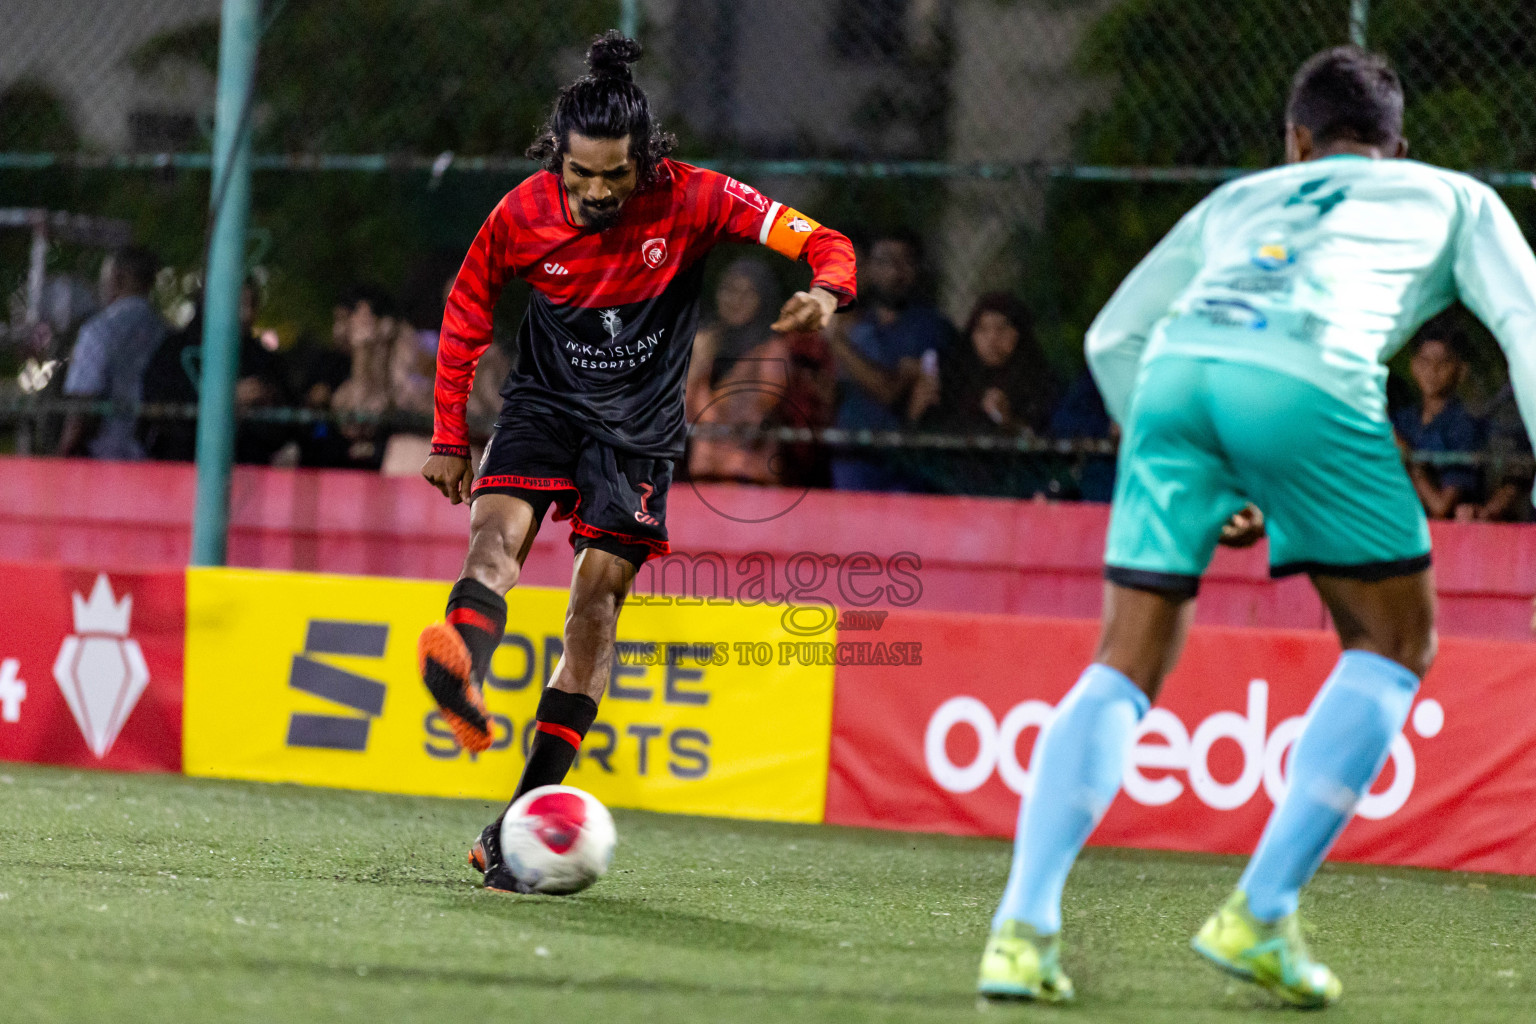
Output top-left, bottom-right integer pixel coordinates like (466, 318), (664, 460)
(1086, 155), (1536, 429)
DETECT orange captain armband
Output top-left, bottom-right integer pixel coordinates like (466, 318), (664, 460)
(759, 204), (822, 261)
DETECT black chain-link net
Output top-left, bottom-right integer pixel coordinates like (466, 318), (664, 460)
(3, 0), (1535, 504)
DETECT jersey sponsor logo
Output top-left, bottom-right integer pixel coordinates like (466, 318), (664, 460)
(788, 216), (814, 234)
(544, 262), (571, 275)
(1196, 298), (1268, 331)
(724, 177), (769, 214)
(1251, 243), (1295, 271)
(641, 237), (669, 269)
(600, 308), (623, 338)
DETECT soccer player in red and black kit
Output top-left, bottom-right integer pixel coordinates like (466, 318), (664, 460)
(416, 32), (857, 892)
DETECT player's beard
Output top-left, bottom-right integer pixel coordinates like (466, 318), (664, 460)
(579, 199), (624, 232)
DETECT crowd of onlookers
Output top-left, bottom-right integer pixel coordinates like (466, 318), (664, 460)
(21, 238), (1534, 519)
(35, 246), (507, 475)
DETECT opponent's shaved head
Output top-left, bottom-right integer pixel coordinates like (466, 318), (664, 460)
(1288, 46), (1404, 148)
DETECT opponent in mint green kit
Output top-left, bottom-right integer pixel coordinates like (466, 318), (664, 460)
(977, 47), (1536, 1008)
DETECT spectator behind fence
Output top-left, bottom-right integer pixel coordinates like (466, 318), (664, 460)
(285, 303), (358, 467)
(686, 259), (793, 484)
(1393, 325), (1487, 519)
(827, 230), (955, 491)
(1050, 368), (1118, 503)
(58, 247), (167, 460)
(141, 279), (293, 464)
(1467, 381), (1533, 521)
(328, 286), (404, 470)
(906, 293), (1058, 434)
(903, 293), (1062, 497)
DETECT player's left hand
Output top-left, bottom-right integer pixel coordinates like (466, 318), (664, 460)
(772, 287), (839, 333)
(1218, 503), (1266, 548)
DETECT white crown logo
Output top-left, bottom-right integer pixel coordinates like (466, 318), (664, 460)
(54, 574), (149, 758)
(72, 574), (133, 636)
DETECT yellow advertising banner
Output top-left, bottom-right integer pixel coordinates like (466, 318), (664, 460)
(183, 568), (835, 822)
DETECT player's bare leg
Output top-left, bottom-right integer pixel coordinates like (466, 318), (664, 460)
(418, 494), (539, 753)
(469, 547), (636, 890)
(1192, 568), (1433, 1006)
(1092, 582), (1195, 699)
(980, 580), (1187, 999)
(514, 547), (636, 794)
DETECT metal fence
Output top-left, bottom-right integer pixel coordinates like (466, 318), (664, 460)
(2, 0), (1535, 497)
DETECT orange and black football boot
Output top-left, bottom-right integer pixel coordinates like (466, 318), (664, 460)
(417, 623), (493, 753)
(468, 819), (532, 893)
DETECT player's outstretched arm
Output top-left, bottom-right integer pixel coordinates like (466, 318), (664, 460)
(709, 172), (857, 311)
(771, 287), (839, 333)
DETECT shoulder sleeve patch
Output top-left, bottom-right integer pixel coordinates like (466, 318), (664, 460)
(723, 177), (770, 214)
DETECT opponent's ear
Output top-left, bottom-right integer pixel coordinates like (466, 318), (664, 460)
(1285, 122), (1313, 163)
(1393, 135), (1410, 159)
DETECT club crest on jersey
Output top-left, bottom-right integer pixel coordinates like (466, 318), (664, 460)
(599, 308), (623, 338)
(724, 177), (769, 213)
(641, 237), (668, 269)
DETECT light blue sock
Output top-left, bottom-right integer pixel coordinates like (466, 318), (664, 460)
(1240, 649), (1419, 921)
(992, 663), (1149, 934)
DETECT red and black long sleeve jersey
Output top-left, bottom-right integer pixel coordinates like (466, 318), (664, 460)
(432, 159), (857, 459)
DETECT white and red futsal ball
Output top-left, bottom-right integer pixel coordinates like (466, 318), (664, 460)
(499, 785), (617, 895)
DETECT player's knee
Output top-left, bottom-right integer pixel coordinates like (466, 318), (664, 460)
(1362, 627), (1436, 679)
(463, 535), (521, 593)
(1400, 628), (1437, 679)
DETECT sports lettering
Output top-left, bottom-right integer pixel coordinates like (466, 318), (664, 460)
(423, 630), (717, 781)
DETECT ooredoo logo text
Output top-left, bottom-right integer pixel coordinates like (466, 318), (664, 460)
(925, 680), (1444, 821)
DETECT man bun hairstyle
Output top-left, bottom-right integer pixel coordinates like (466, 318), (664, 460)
(527, 30), (677, 186)
(1288, 45), (1404, 147)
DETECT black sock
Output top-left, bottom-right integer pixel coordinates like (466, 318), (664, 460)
(510, 687), (600, 804)
(446, 578), (507, 682)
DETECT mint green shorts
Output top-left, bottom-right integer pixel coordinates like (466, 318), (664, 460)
(1104, 356), (1431, 597)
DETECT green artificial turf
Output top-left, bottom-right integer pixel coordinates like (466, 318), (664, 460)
(0, 763), (1531, 1023)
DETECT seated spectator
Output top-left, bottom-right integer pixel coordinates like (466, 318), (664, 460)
(906, 293), (1058, 434)
(1050, 368), (1118, 503)
(903, 293), (1062, 497)
(827, 230), (955, 492)
(286, 304), (357, 467)
(329, 286), (402, 470)
(686, 259), (794, 485)
(1466, 381), (1533, 522)
(59, 247), (167, 460)
(1393, 326), (1486, 519)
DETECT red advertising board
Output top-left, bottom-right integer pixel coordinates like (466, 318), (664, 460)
(0, 563), (184, 773)
(827, 611), (1536, 875)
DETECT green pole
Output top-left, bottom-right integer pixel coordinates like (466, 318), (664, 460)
(1349, 0), (1370, 46)
(620, 0), (639, 39)
(192, 0), (260, 567)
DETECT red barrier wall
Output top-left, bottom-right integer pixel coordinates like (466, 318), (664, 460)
(826, 610), (1536, 875)
(1, 456), (1531, 638)
(0, 564), (184, 772)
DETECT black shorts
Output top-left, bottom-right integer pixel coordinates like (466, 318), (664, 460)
(472, 404), (672, 569)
